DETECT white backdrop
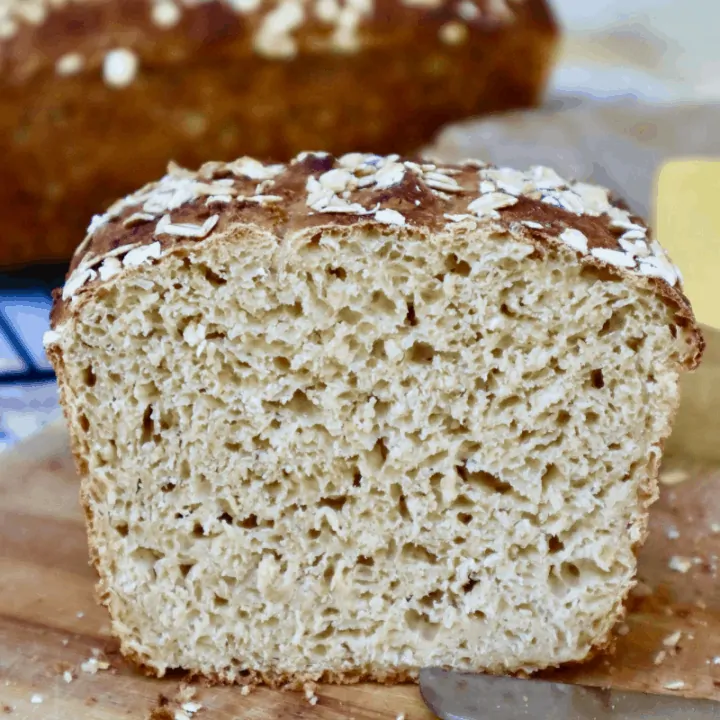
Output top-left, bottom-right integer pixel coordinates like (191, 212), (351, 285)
(549, 0), (718, 102)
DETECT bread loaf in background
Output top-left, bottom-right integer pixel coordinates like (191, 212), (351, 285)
(0, 0), (557, 268)
(45, 152), (702, 685)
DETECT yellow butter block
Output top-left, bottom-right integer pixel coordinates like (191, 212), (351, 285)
(655, 160), (720, 328)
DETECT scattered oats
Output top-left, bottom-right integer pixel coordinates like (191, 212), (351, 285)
(637, 255), (678, 286)
(42, 330), (62, 348)
(30, 694), (43, 704)
(663, 631), (682, 648)
(123, 212), (156, 228)
(620, 229), (647, 241)
(532, 166), (567, 191)
(439, 21), (468, 45)
(559, 228), (588, 253)
(254, 0), (305, 58)
(664, 681), (685, 691)
(617, 623), (630, 636)
(591, 247), (636, 269)
(63, 671), (73, 684)
(181, 701), (202, 714)
(375, 162), (406, 189)
(479, 180), (496, 194)
(444, 213), (475, 223)
(660, 469), (689, 486)
(81, 657), (110, 674)
(653, 650), (667, 665)
(544, 190), (585, 214)
(618, 238), (649, 258)
(374, 209), (406, 226)
(483, 167), (527, 196)
(457, 0), (479, 19)
(103, 48), (139, 88)
(156, 214), (219, 238)
(62, 269), (96, 301)
(152, 0), (181, 27)
(229, 157), (284, 181)
(668, 556), (693, 574)
(206, 195), (232, 205)
(666, 525), (680, 540)
(468, 192), (517, 218)
(521, 221), (544, 230)
(123, 241), (162, 268)
(570, 182), (610, 213)
(424, 171), (462, 193)
(319, 168), (353, 193)
(249, 194), (283, 204)
(56, 52), (84, 76)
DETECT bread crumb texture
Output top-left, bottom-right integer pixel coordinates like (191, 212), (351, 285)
(48, 152), (702, 685)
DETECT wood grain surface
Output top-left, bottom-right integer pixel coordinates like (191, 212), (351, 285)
(1, 410), (719, 718)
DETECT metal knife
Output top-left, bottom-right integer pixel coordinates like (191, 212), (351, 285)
(419, 668), (720, 719)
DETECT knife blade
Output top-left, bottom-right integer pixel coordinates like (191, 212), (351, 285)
(419, 668), (720, 720)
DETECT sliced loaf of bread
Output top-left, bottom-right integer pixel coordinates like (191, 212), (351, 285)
(46, 153), (703, 686)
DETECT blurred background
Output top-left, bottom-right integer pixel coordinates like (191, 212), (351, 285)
(0, 0), (717, 451)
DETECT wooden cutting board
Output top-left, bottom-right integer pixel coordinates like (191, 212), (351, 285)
(2, 351), (720, 718)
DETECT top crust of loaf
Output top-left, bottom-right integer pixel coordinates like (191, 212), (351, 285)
(0, 0), (556, 81)
(47, 151), (703, 369)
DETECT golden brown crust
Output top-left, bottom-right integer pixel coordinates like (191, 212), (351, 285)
(0, 0), (557, 267)
(47, 151), (703, 370)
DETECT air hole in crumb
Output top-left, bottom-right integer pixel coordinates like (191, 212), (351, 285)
(627, 336), (644, 352)
(371, 339), (386, 360)
(319, 495), (347, 512)
(203, 266), (227, 286)
(500, 303), (516, 317)
(456, 464), (511, 494)
(239, 515), (258, 529)
(357, 555), (374, 567)
(273, 357), (291, 372)
(548, 535), (564, 553)
(401, 543), (438, 564)
(82, 366), (97, 387)
(218, 513), (233, 524)
(214, 594), (228, 606)
(457, 512), (473, 525)
(405, 302), (417, 326)
(328, 266), (347, 280)
(591, 369), (605, 389)
(308, 528), (321, 540)
(225, 441), (241, 452)
(471, 611), (486, 621)
(286, 389), (316, 415)
(352, 470), (362, 488)
(115, 523), (129, 537)
(580, 265), (618, 283)
(339, 307), (362, 325)
(371, 290), (395, 314)
(180, 563), (194, 578)
(419, 589), (443, 608)
(161, 482), (176, 493)
(408, 341), (435, 364)
(669, 324), (677, 338)
(585, 411), (599, 424)
(192, 523), (205, 537)
(141, 406), (154, 443)
(557, 410), (571, 425)
(462, 578), (478, 594)
(445, 253), (471, 276)
(79, 413), (90, 432)
(397, 494), (410, 521)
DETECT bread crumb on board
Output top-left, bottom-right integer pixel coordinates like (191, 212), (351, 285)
(664, 680), (686, 691)
(30, 695), (43, 704)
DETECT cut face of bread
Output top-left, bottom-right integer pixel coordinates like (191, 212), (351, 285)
(47, 154), (702, 685)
